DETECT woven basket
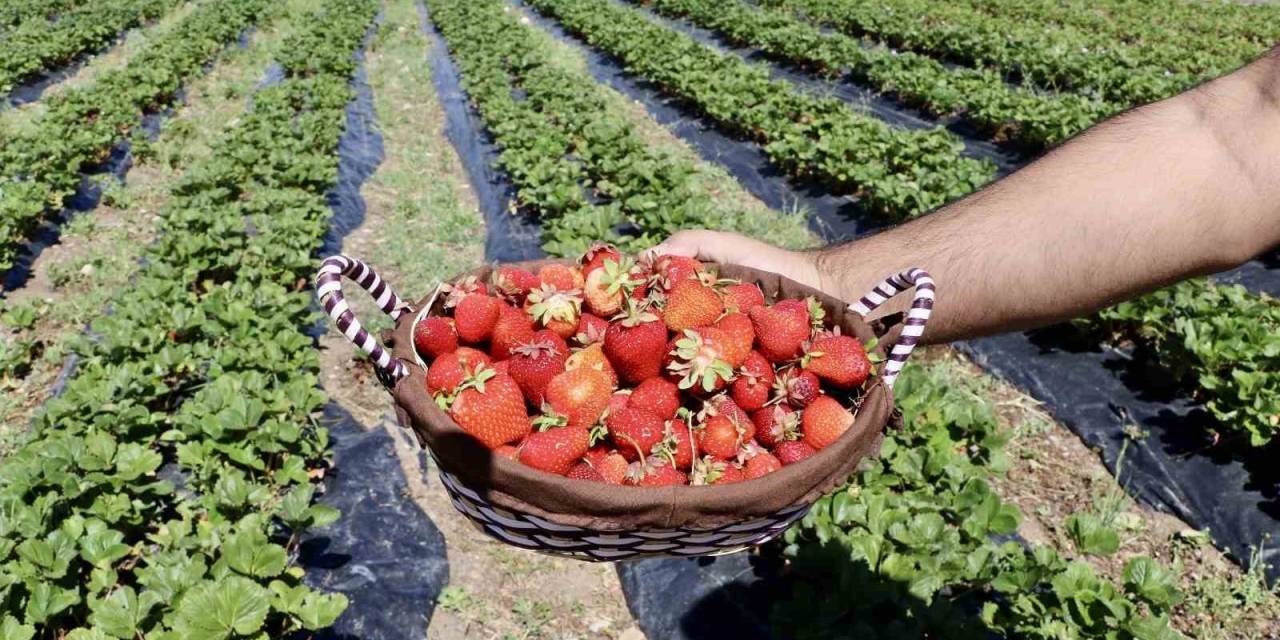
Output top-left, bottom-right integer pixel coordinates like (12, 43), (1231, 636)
(316, 255), (934, 561)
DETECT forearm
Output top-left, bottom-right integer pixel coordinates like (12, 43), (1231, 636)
(817, 49), (1280, 343)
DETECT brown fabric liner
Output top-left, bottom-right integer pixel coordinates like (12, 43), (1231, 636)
(386, 260), (896, 531)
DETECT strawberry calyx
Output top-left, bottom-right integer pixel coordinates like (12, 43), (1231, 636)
(441, 276), (485, 309)
(806, 296), (826, 334)
(455, 363), (497, 394)
(690, 455), (727, 486)
(613, 298), (659, 327)
(532, 405), (569, 431)
(667, 329), (734, 392)
(527, 285), (582, 325)
(511, 336), (561, 360)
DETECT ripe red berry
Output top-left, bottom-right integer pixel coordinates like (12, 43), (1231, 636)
(413, 316), (457, 361)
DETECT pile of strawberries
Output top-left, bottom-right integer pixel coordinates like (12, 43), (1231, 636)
(415, 245), (876, 487)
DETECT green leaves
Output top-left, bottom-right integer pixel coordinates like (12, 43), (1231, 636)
(88, 587), (163, 639)
(173, 577), (271, 640)
(1123, 557), (1182, 608)
(222, 531), (288, 580)
(1066, 513), (1121, 556)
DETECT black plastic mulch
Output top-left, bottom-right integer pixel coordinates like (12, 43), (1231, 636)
(304, 24), (450, 636)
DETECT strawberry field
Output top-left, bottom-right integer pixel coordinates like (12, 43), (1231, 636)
(0, 0), (1278, 638)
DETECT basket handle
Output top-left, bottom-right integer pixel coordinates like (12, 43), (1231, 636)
(847, 268), (934, 390)
(315, 255), (415, 387)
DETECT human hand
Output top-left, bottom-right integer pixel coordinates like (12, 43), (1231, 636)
(645, 230), (833, 297)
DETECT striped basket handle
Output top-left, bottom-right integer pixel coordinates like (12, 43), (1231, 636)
(315, 255), (415, 387)
(848, 268), (934, 390)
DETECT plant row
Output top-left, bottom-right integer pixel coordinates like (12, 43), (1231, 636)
(427, 0), (808, 257)
(0, 0), (83, 32)
(0, 0), (268, 274)
(631, 0), (1114, 149)
(524, 0), (995, 221)
(0, 0), (181, 94)
(1082, 279), (1280, 447)
(0, 0), (377, 635)
(773, 361), (1185, 639)
(760, 0), (1267, 106)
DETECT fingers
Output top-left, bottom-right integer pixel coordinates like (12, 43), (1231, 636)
(645, 230), (754, 264)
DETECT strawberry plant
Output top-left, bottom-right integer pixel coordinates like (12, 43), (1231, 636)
(0, 0), (377, 635)
(0, 0), (274, 273)
(0, 0), (83, 31)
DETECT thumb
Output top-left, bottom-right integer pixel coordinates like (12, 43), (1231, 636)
(645, 230), (755, 264)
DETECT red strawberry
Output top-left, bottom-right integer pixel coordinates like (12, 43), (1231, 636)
(663, 279), (723, 332)
(448, 367), (531, 449)
(722, 282), (765, 312)
(775, 368), (822, 408)
(654, 418), (694, 470)
(491, 266), (540, 304)
(519, 426), (591, 475)
(603, 307), (667, 384)
(650, 254), (703, 291)
(666, 328), (736, 394)
(455, 294), (502, 344)
(537, 263), (584, 291)
(414, 316), (457, 361)
(488, 303), (536, 359)
(698, 414), (750, 460)
(749, 304), (809, 363)
(607, 407), (665, 461)
(775, 440), (817, 465)
(507, 331), (569, 406)
(773, 298), (811, 323)
(704, 394), (753, 429)
(743, 449), (782, 479)
(607, 391), (631, 416)
(525, 285), (583, 340)
(752, 404), (799, 449)
(565, 342), (618, 389)
(583, 257), (642, 317)
(713, 312), (754, 368)
(627, 458), (688, 486)
(803, 334), (872, 389)
(441, 276), (488, 310)
(567, 461), (603, 481)
(426, 347), (492, 396)
(801, 396), (854, 450)
(731, 351), (775, 411)
(574, 313), (609, 346)
(690, 456), (742, 485)
(544, 367), (613, 429)
(580, 243), (623, 276)
(596, 450), (629, 484)
(492, 360), (510, 376)
(628, 377), (681, 420)
(494, 444), (520, 460)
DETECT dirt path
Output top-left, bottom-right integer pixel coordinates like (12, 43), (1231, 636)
(0, 0), (319, 453)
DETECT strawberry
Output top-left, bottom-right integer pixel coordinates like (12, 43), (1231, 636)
(704, 394), (753, 429)
(743, 448), (782, 479)
(426, 347), (491, 396)
(525, 285), (583, 340)
(583, 257), (643, 317)
(491, 266), (540, 305)
(494, 444), (520, 460)
(752, 404), (799, 449)
(519, 425), (591, 475)
(607, 407), (665, 461)
(441, 276), (488, 310)
(414, 316), (457, 361)
(775, 368), (822, 408)
(801, 396), (854, 450)
(802, 334), (872, 389)
(448, 367), (531, 449)
(666, 327), (736, 394)
(488, 303), (536, 359)
(607, 391), (631, 416)
(567, 461), (603, 481)
(565, 342), (618, 389)
(537, 263), (584, 291)
(650, 254), (703, 291)
(455, 294), (502, 344)
(749, 303), (809, 363)
(722, 282), (765, 312)
(698, 413), (750, 460)
(627, 458), (688, 486)
(731, 351), (774, 411)
(628, 377), (681, 420)
(574, 313), (609, 346)
(492, 360), (510, 376)
(603, 306), (667, 384)
(775, 440), (817, 465)
(596, 450), (629, 484)
(663, 279), (723, 332)
(544, 366), (612, 429)
(773, 298), (811, 323)
(654, 418), (694, 470)
(713, 312), (754, 368)
(507, 331), (569, 406)
(580, 243), (622, 277)
(690, 456), (742, 485)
